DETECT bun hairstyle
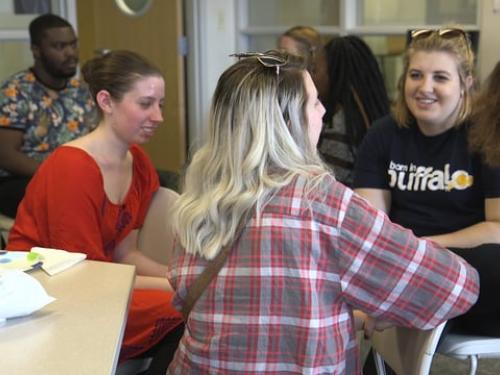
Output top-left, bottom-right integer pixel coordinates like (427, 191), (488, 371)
(81, 50), (162, 107)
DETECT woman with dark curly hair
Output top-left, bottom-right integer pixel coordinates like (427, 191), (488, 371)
(319, 35), (390, 187)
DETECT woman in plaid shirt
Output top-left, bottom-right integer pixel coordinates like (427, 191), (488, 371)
(166, 50), (479, 374)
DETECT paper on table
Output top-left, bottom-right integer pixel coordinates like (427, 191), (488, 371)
(0, 269), (55, 324)
(0, 251), (43, 272)
(31, 247), (87, 276)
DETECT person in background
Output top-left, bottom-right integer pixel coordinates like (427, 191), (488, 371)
(0, 13), (96, 218)
(7, 50), (183, 375)
(353, 27), (500, 373)
(469, 60), (500, 167)
(320, 36), (390, 187)
(165, 50), (478, 374)
(278, 25), (329, 103)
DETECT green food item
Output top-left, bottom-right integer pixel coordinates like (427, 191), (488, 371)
(27, 252), (40, 261)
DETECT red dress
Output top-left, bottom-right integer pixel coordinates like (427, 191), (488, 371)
(8, 145), (182, 360)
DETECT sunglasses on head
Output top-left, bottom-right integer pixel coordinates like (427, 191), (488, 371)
(410, 27), (468, 41)
(230, 51), (288, 75)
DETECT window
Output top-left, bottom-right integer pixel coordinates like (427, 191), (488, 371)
(359, 0), (477, 26)
(0, 0), (65, 81)
(245, 0), (339, 27)
(236, 0), (479, 100)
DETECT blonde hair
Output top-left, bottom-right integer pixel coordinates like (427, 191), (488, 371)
(393, 27), (475, 128)
(174, 51), (329, 259)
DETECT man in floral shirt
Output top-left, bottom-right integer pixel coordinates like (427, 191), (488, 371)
(0, 14), (96, 218)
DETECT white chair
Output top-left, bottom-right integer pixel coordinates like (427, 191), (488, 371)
(372, 323), (500, 375)
(438, 333), (500, 375)
(116, 187), (179, 375)
(372, 322), (446, 375)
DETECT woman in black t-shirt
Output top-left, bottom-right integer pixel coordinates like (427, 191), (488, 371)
(354, 26), (500, 342)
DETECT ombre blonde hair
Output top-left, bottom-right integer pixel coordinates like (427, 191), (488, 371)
(393, 27), (475, 128)
(174, 51), (329, 259)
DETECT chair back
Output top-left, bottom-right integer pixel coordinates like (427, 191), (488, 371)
(438, 333), (500, 374)
(0, 213), (15, 249)
(438, 333), (500, 359)
(371, 322), (446, 375)
(138, 187), (179, 265)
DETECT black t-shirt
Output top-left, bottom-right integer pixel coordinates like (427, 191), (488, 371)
(353, 115), (500, 237)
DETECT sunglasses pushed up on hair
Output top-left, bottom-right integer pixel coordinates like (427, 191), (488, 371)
(410, 27), (468, 41)
(230, 50), (288, 75)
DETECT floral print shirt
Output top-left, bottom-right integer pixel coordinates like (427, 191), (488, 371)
(0, 69), (96, 177)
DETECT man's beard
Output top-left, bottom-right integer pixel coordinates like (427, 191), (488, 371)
(40, 52), (77, 79)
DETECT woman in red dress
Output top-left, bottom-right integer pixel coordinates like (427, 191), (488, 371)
(8, 50), (183, 374)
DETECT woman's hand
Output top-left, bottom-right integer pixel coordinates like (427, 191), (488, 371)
(362, 315), (395, 339)
(113, 229), (174, 292)
(353, 310), (394, 339)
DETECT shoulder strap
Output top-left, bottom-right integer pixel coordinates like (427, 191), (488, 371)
(350, 86), (371, 130)
(181, 219), (247, 320)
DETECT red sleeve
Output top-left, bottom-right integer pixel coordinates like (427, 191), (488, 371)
(9, 147), (109, 260)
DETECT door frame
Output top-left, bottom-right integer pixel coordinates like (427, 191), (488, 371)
(184, 0), (237, 153)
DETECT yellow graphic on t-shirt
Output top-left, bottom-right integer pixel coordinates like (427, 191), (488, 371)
(447, 170), (474, 191)
(388, 162), (473, 192)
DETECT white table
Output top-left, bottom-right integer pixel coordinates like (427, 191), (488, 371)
(0, 260), (135, 375)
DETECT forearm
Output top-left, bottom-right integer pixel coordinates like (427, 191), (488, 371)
(135, 275), (173, 291)
(354, 188), (391, 214)
(117, 248), (168, 278)
(0, 150), (40, 176)
(427, 221), (500, 248)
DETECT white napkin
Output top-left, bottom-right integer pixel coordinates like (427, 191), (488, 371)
(31, 247), (87, 276)
(0, 269), (55, 324)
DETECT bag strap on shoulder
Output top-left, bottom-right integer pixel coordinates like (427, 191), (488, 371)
(181, 219), (247, 320)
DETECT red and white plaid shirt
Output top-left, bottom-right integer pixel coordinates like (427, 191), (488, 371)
(167, 175), (479, 374)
